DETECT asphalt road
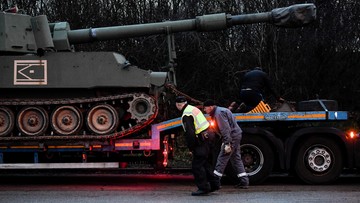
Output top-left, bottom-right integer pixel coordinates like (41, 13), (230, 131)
(0, 173), (359, 203)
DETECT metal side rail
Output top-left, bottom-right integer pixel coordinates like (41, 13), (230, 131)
(234, 111), (348, 122)
(0, 162), (119, 169)
(151, 111), (349, 134)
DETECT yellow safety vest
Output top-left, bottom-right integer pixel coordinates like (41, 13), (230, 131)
(181, 105), (209, 134)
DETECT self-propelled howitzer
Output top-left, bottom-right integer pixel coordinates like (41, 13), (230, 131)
(0, 4), (315, 141)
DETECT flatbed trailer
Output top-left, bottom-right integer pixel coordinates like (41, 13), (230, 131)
(0, 109), (358, 185)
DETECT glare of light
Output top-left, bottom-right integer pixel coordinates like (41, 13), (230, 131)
(348, 131), (356, 139)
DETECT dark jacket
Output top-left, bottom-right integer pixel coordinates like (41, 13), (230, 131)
(241, 69), (280, 100)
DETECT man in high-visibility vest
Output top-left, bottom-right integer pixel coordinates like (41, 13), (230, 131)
(175, 96), (219, 196)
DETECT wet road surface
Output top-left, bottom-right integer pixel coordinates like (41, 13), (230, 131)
(0, 173), (359, 203)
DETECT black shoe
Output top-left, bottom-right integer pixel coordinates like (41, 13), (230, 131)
(235, 176), (249, 189)
(191, 189), (210, 196)
(210, 185), (220, 192)
(210, 178), (221, 192)
(210, 175), (221, 192)
(235, 184), (249, 189)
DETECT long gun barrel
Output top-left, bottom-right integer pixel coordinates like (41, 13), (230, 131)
(0, 3), (316, 53)
(67, 4), (316, 44)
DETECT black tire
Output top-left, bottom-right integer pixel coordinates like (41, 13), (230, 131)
(239, 135), (274, 184)
(294, 137), (343, 184)
(297, 100), (338, 111)
(217, 134), (274, 185)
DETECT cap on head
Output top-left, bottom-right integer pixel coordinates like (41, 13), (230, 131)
(203, 99), (216, 107)
(175, 96), (187, 103)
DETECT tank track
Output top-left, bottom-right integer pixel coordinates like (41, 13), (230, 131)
(0, 93), (157, 141)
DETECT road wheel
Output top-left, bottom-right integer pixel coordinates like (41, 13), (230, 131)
(17, 106), (48, 136)
(86, 104), (118, 135)
(0, 107), (14, 136)
(294, 136), (342, 184)
(51, 106), (83, 135)
(241, 135), (274, 184)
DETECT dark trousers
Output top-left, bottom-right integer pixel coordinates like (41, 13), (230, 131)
(192, 141), (218, 191)
(239, 90), (263, 112)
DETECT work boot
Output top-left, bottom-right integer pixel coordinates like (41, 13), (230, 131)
(210, 174), (221, 192)
(210, 183), (221, 192)
(210, 175), (221, 192)
(235, 176), (249, 189)
(191, 189), (209, 196)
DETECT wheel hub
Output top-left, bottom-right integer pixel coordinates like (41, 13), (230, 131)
(28, 116), (39, 126)
(97, 115), (107, 125)
(243, 153), (254, 165)
(307, 147), (331, 172)
(62, 116), (72, 125)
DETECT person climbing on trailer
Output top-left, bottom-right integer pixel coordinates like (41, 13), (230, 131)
(228, 67), (285, 113)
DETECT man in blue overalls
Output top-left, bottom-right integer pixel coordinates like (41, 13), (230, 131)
(203, 99), (249, 189)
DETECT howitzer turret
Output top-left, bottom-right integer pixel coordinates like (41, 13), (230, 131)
(0, 4), (315, 141)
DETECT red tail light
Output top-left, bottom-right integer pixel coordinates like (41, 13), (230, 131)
(347, 130), (358, 139)
(210, 120), (216, 128)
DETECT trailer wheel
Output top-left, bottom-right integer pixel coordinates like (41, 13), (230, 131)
(240, 135), (274, 184)
(294, 137), (342, 184)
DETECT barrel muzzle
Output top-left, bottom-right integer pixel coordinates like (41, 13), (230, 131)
(271, 3), (316, 28)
